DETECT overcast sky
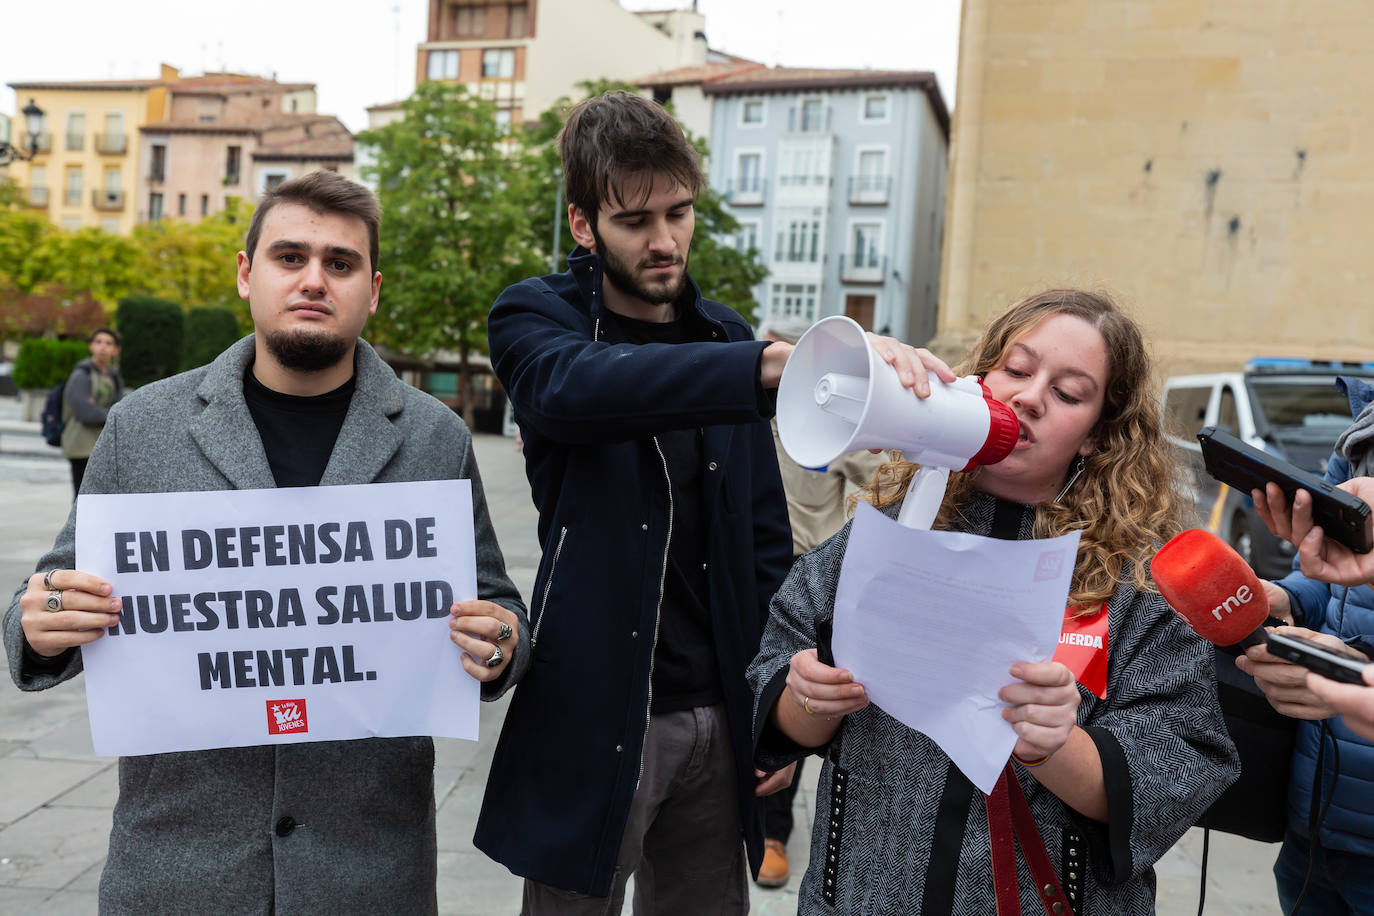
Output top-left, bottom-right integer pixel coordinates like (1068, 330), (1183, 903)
(1, 0), (961, 134)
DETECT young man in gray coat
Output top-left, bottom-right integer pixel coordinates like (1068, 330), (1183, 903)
(4, 170), (528, 914)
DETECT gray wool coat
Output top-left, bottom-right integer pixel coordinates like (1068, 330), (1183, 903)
(4, 335), (529, 915)
(748, 493), (1240, 915)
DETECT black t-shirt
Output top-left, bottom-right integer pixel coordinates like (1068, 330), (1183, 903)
(601, 309), (723, 713)
(243, 366), (355, 488)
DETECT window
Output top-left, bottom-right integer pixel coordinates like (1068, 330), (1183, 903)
(736, 152), (762, 192)
(653, 87), (673, 106)
(102, 111), (126, 153)
(845, 294), (876, 331)
(453, 3), (485, 36)
(494, 109), (512, 133)
(769, 283), (819, 321)
(857, 149), (886, 184)
(178, 193), (186, 216)
(61, 216), (83, 231)
(200, 194), (209, 216)
(774, 210), (822, 263)
(64, 166), (83, 207)
(104, 167), (121, 193)
(427, 49), (459, 81)
(1218, 386), (1240, 436)
(100, 217), (120, 234)
(862, 94), (889, 122)
(265, 172), (288, 191)
(149, 144), (167, 182)
(852, 222), (882, 268)
(800, 98), (824, 132)
(226, 146), (242, 185)
(66, 111), (85, 151)
(507, 2), (528, 37)
(149, 192), (164, 221)
(741, 99), (764, 125)
(1163, 386), (1211, 440)
(482, 49), (516, 78)
(735, 220), (760, 255)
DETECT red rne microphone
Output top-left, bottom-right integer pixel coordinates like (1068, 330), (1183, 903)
(1151, 529), (1272, 649)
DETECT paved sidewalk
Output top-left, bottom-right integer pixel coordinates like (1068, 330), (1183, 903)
(0, 398), (1281, 914)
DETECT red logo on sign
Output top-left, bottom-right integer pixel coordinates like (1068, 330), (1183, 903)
(267, 700), (309, 735)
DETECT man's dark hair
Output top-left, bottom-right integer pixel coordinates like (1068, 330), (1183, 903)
(244, 170), (381, 273)
(89, 327), (120, 345)
(558, 91), (703, 228)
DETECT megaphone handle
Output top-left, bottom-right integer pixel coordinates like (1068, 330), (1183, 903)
(895, 465), (950, 531)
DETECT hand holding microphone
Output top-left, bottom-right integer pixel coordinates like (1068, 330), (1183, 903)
(1152, 528), (1347, 719)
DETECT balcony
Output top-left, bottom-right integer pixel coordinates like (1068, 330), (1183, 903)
(848, 175), (891, 205)
(20, 132), (51, 155)
(147, 168), (165, 183)
(25, 186), (49, 208)
(66, 133), (85, 152)
(224, 170), (241, 186)
(726, 177), (766, 207)
(95, 133), (128, 155)
(93, 189), (126, 211)
(838, 253), (887, 284)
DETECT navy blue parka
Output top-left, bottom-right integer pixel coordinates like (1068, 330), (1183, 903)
(476, 248), (793, 895)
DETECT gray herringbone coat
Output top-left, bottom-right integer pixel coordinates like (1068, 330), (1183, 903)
(748, 494), (1239, 915)
(4, 336), (529, 915)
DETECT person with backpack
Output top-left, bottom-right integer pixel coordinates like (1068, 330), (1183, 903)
(60, 327), (124, 495)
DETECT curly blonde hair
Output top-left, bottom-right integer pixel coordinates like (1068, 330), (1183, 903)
(862, 289), (1182, 609)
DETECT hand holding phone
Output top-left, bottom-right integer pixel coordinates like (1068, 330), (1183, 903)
(1197, 426), (1373, 554)
(1266, 631), (1371, 685)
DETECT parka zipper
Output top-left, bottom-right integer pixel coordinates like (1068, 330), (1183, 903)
(638, 436), (673, 787)
(530, 526), (568, 648)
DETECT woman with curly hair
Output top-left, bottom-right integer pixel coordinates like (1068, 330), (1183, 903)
(747, 289), (1238, 914)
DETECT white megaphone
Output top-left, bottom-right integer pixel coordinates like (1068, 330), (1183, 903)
(777, 316), (1020, 530)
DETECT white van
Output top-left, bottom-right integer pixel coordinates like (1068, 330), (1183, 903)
(1160, 359), (1374, 578)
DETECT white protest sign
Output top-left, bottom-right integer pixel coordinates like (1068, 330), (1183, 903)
(75, 479), (479, 757)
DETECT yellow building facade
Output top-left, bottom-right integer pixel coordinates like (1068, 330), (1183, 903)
(7, 65), (176, 235)
(937, 0), (1374, 376)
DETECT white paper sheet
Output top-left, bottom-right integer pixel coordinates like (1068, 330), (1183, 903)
(831, 501), (1080, 794)
(74, 480), (480, 757)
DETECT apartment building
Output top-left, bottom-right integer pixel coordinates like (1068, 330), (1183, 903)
(705, 68), (950, 344)
(6, 65), (177, 233)
(139, 73), (353, 223)
(414, 0), (710, 126)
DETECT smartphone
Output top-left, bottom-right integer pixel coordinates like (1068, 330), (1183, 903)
(1266, 631), (1371, 685)
(1197, 425), (1374, 554)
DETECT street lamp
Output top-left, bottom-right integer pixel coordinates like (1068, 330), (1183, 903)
(0, 99), (45, 166)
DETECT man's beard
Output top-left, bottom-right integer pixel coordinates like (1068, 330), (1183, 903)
(261, 327), (351, 373)
(593, 227), (688, 307)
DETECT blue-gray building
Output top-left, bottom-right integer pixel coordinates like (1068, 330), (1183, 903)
(703, 68), (949, 344)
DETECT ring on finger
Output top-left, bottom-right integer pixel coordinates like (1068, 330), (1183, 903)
(44, 589), (63, 613)
(485, 644), (504, 669)
(803, 695), (815, 716)
(496, 621), (513, 643)
(42, 569), (59, 591)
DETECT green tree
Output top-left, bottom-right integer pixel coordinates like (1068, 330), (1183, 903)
(134, 197), (252, 326)
(359, 81), (546, 428)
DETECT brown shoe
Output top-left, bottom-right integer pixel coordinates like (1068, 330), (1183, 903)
(757, 838), (790, 887)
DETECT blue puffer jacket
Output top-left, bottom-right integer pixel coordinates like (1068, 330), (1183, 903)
(1275, 376), (1374, 856)
(475, 248), (793, 895)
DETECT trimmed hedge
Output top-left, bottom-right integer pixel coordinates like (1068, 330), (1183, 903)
(12, 338), (90, 389)
(182, 306), (242, 370)
(116, 296), (184, 388)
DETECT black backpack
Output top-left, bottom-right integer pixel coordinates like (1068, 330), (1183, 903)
(40, 365), (87, 447)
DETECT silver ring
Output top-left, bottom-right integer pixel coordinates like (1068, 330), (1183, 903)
(496, 622), (513, 643)
(45, 589), (63, 613)
(485, 645), (504, 669)
(43, 569), (59, 591)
